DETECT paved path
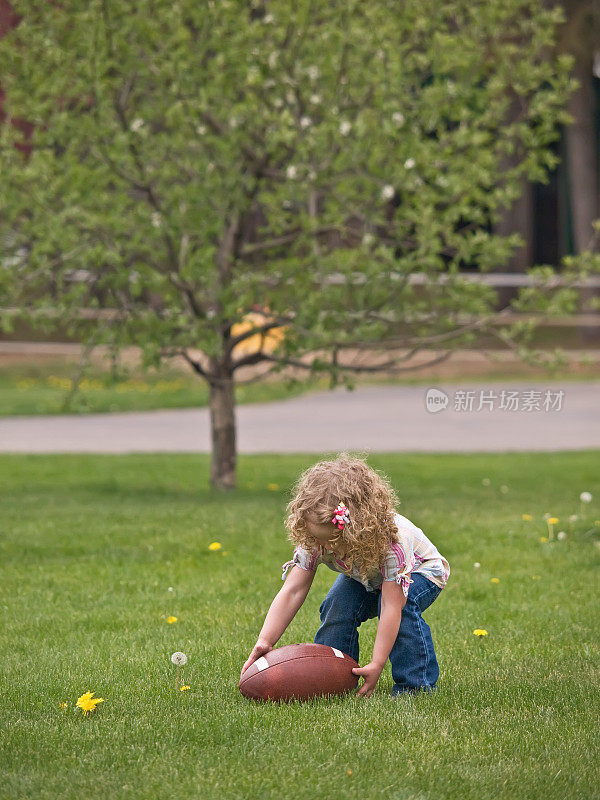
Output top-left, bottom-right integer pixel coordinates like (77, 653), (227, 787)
(0, 381), (598, 453)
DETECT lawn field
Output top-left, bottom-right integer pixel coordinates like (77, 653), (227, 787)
(1, 452), (599, 800)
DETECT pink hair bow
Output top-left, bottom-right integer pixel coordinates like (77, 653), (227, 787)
(331, 503), (350, 530)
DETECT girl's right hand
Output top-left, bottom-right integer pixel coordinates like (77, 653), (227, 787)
(240, 639), (273, 681)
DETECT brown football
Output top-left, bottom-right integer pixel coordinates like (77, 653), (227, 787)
(239, 643), (359, 702)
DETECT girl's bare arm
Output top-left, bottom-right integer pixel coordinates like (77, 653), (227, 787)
(241, 566), (316, 676)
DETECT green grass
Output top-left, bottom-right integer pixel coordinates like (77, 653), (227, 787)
(0, 356), (598, 416)
(1, 452), (599, 800)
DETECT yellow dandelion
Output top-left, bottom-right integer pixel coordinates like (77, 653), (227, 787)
(531, 575), (541, 580)
(548, 517), (559, 525)
(267, 483), (279, 491)
(180, 685), (190, 691)
(208, 542), (222, 551)
(539, 536), (548, 543)
(347, 769), (353, 777)
(60, 701), (68, 710)
(76, 691), (104, 716)
(473, 629), (488, 637)
(491, 578), (500, 584)
(167, 616), (178, 624)
(522, 514), (532, 521)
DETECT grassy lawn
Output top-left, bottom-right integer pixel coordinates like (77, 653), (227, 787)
(0, 356), (598, 416)
(1, 452), (599, 800)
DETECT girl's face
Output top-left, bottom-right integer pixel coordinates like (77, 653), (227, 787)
(305, 512), (341, 553)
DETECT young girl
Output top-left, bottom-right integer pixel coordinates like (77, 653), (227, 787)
(240, 452), (450, 698)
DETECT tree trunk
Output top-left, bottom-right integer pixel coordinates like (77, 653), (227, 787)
(565, 54), (600, 344)
(208, 374), (237, 490)
(566, 55), (598, 254)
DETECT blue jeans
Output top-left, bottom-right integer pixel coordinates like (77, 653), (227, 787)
(313, 572), (443, 695)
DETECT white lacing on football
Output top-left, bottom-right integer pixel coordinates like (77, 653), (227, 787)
(255, 656), (270, 671)
(331, 647), (344, 658)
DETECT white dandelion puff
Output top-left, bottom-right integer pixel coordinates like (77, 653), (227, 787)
(171, 652), (187, 666)
(404, 158), (416, 169)
(580, 492), (592, 503)
(339, 120), (351, 136)
(381, 185), (395, 200)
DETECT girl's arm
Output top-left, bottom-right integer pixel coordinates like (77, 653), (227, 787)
(240, 566), (316, 677)
(352, 579), (408, 697)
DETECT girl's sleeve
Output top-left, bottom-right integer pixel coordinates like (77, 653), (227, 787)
(281, 545), (321, 581)
(380, 539), (416, 598)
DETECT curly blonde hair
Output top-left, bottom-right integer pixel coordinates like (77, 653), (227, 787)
(284, 452), (401, 583)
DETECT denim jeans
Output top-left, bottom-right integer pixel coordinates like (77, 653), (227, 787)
(313, 571), (443, 695)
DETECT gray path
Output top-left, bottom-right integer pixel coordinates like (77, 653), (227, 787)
(0, 381), (598, 453)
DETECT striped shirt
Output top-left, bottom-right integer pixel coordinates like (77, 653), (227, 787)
(281, 512), (450, 597)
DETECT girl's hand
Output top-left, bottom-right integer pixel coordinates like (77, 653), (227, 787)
(351, 661), (384, 698)
(240, 639), (273, 681)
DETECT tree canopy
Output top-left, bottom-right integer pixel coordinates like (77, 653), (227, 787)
(0, 0), (593, 487)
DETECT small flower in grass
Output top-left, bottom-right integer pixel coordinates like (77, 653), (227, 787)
(557, 531), (567, 541)
(540, 536), (548, 543)
(491, 578), (500, 584)
(547, 517), (558, 540)
(171, 651), (188, 689)
(473, 629), (488, 637)
(580, 492), (593, 517)
(522, 514), (532, 521)
(167, 616), (178, 624)
(531, 575), (541, 580)
(267, 483), (279, 491)
(76, 691), (104, 716)
(482, 478), (490, 486)
(473, 562), (481, 569)
(208, 542), (222, 551)
(180, 685), (190, 691)
(346, 769), (353, 776)
(168, 587), (174, 592)
(381, 184), (395, 200)
(500, 485), (509, 494)
(60, 701), (68, 711)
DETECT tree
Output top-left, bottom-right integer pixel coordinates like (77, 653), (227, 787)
(0, 0), (591, 489)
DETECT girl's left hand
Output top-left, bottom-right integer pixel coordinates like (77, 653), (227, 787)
(351, 661), (384, 698)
